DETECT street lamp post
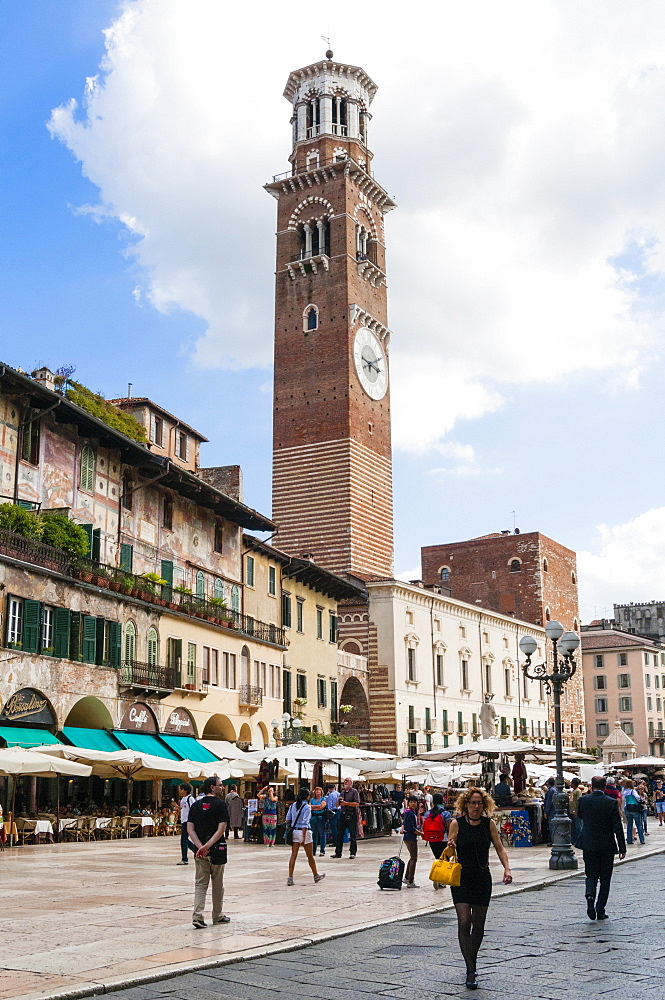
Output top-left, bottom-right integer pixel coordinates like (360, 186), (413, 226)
(519, 621), (580, 871)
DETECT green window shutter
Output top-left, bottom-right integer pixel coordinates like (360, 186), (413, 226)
(196, 571), (205, 599)
(147, 627), (159, 666)
(22, 600), (41, 654)
(53, 608), (71, 658)
(187, 642), (196, 683)
(80, 446), (95, 492)
(69, 611), (82, 662)
(82, 615), (97, 663)
(120, 543), (133, 572)
(92, 528), (101, 562)
(95, 618), (106, 665)
(107, 621), (122, 668)
(246, 556), (254, 587)
(81, 524), (93, 557)
(161, 560), (173, 601)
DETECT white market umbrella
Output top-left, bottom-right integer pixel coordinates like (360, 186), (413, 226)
(416, 739), (558, 764)
(0, 747), (93, 847)
(614, 755), (665, 768)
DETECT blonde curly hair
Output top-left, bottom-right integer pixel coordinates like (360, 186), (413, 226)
(454, 786), (495, 817)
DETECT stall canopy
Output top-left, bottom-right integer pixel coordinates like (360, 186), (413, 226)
(111, 731), (182, 760)
(0, 726), (61, 748)
(158, 734), (220, 764)
(61, 727), (124, 752)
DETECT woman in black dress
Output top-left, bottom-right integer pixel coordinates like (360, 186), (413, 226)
(447, 787), (512, 990)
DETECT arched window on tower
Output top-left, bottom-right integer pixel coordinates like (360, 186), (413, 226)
(509, 558), (522, 573)
(298, 219), (330, 260)
(304, 305), (319, 332)
(440, 567), (450, 583)
(307, 98), (320, 137)
(332, 96), (348, 136)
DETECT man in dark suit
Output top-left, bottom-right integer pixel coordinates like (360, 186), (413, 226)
(577, 775), (626, 920)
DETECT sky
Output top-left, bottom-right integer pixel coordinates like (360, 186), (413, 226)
(2, 0), (665, 623)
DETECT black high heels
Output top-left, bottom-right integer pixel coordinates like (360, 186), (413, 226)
(465, 971), (478, 990)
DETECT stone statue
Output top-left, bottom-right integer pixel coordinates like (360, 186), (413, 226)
(479, 694), (498, 739)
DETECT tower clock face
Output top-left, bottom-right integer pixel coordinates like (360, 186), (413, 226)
(353, 327), (388, 400)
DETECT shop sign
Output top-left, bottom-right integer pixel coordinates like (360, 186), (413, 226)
(0, 688), (54, 726)
(120, 702), (157, 732)
(164, 707), (195, 736)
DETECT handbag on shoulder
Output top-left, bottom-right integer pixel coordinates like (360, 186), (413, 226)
(429, 843), (462, 887)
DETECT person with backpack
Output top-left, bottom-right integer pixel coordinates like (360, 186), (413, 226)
(422, 792), (452, 889)
(177, 782), (196, 865)
(621, 779), (645, 845)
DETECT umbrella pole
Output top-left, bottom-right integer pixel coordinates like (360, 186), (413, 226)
(10, 777), (16, 848)
(55, 778), (60, 844)
(126, 777), (131, 836)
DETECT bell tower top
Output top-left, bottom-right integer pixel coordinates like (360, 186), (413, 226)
(284, 56), (378, 174)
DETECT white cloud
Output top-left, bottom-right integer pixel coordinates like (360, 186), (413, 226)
(395, 565), (421, 583)
(48, 0), (665, 449)
(426, 441), (501, 479)
(578, 507), (665, 621)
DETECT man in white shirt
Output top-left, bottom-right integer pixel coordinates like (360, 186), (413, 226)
(177, 782), (196, 865)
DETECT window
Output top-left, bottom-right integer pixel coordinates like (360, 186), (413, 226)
(124, 621), (136, 664)
(647, 696), (653, 711)
(21, 417), (40, 465)
(213, 578), (224, 601)
(282, 669), (292, 714)
(166, 637), (182, 675)
(522, 672), (529, 699)
(41, 605), (53, 652)
(618, 652), (628, 666)
(296, 599), (304, 633)
(504, 667), (512, 698)
(121, 473), (133, 510)
(246, 555), (255, 587)
(304, 305), (318, 331)
(542, 558), (548, 573)
(656, 675), (661, 689)
(176, 431), (188, 461)
(296, 673), (307, 699)
(621, 720), (634, 735)
(231, 585), (240, 612)
(79, 446), (95, 493)
(214, 522), (223, 553)
(317, 677), (327, 709)
(440, 567), (450, 582)
(330, 680), (338, 722)
(7, 597), (23, 645)
(596, 722), (609, 738)
(195, 571), (205, 600)
(436, 653), (444, 687)
(539, 679), (546, 702)
(162, 495), (173, 530)
(618, 673), (630, 688)
(151, 415), (164, 446)
(461, 659), (469, 690)
(408, 705), (416, 729)
(425, 707), (432, 731)
(595, 697), (608, 713)
(187, 642), (196, 685)
(500, 716), (509, 736)
(316, 607), (323, 639)
(222, 651), (236, 688)
(407, 646), (416, 681)
(282, 593), (292, 629)
(407, 732), (417, 756)
(594, 654), (604, 669)
(619, 697), (632, 712)
(657, 697), (662, 712)
(509, 559), (521, 573)
(646, 674), (651, 688)
(329, 613), (337, 643)
(268, 566), (276, 596)
(593, 676), (607, 690)
(147, 627), (158, 666)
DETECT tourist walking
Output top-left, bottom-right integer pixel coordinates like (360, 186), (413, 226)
(653, 779), (665, 826)
(402, 794), (421, 888)
(422, 792), (452, 889)
(637, 780), (649, 835)
(326, 783), (340, 843)
(310, 786), (327, 856)
(621, 779), (645, 845)
(569, 777), (584, 848)
(225, 785), (243, 839)
(285, 787), (326, 886)
(577, 775), (626, 920)
(187, 776), (231, 928)
(257, 784), (278, 846)
(447, 787), (512, 990)
(177, 782), (196, 865)
(334, 776), (360, 859)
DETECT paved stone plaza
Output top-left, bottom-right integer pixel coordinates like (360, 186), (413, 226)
(107, 850), (665, 1000)
(1, 829), (663, 1000)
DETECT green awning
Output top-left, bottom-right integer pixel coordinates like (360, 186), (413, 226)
(112, 730), (182, 760)
(158, 734), (220, 763)
(61, 727), (124, 752)
(0, 726), (61, 748)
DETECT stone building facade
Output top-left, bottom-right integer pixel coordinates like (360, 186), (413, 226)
(613, 601), (665, 642)
(421, 531), (587, 747)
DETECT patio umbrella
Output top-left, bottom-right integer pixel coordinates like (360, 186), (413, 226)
(0, 747), (92, 847)
(415, 739), (559, 763)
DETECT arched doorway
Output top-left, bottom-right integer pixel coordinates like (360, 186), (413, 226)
(64, 697), (114, 730)
(202, 714), (237, 742)
(238, 722), (252, 749)
(256, 721), (269, 749)
(339, 676), (370, 746)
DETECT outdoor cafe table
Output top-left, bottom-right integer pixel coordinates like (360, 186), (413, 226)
(35, 820), (54, 842)
(58, 818), (78, 834)
(95, 817), (112, 830)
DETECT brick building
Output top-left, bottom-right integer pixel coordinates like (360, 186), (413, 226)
(421, 531), (586, 747)
(266, 52), (395, 582)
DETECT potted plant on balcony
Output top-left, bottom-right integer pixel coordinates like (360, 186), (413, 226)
(209, 596), (226, 621)
(93, 566), (111, 588)
(118, 574), (134, 595)
(174, 585), (194, 613)
(72, 559), (95, 584)
(140, 573), (168, 604)
(293, 697), (307, 718)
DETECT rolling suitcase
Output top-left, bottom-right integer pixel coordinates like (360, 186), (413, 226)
(377, 838), (405, 890)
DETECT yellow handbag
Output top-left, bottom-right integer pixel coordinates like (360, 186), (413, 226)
(429, 844), (462, 887)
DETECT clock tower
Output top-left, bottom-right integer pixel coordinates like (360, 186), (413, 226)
(266, 53), (396, 580)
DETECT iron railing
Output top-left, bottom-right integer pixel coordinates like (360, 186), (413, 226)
(119, 660), (177, 691)
(239, 685), (263, 708)
(272, 154), (375, 184)
(0, 528), (71, 574)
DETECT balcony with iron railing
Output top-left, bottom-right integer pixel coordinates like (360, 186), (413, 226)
(0, 527), (288, 648)
(119, 660), (178, 695)
(272, 153), (375, 185)
(239, 685), (263, 708)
